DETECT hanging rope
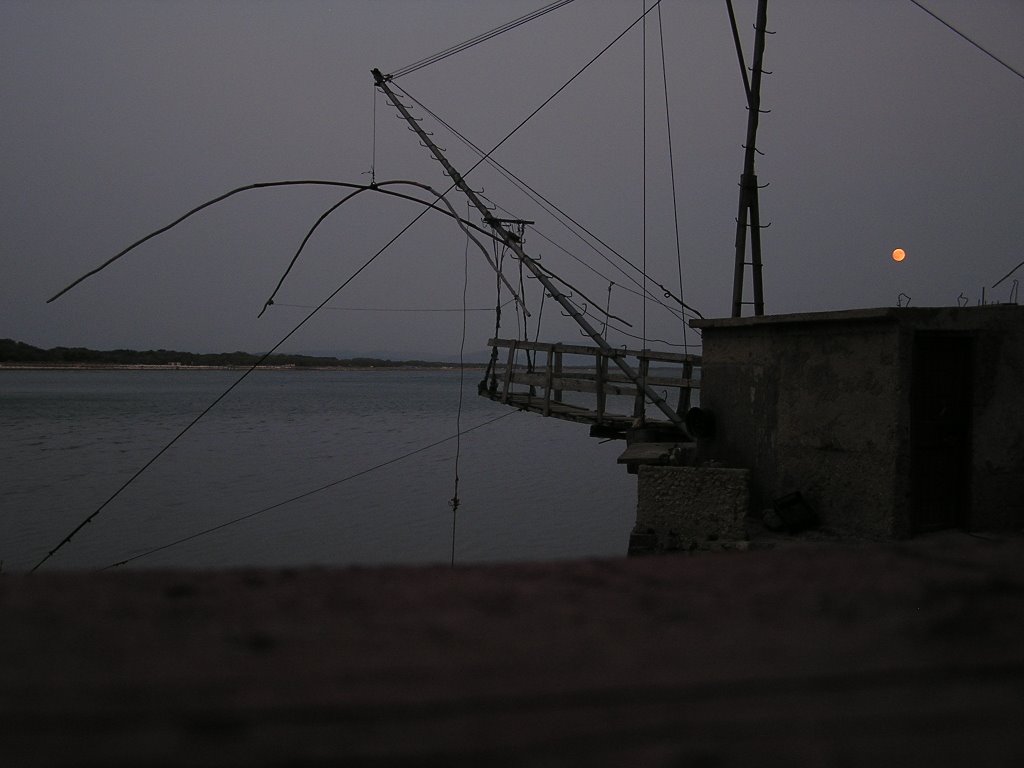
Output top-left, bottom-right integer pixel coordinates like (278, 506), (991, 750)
(641, 0), (649, 373)
(368, 84), (377, 184)
(481, 240), (506, 394)
(388, 0), (576, 79)
(449, 203), (473, 567)
(601, 282), (613, 339)
(657, 2), (690, 352)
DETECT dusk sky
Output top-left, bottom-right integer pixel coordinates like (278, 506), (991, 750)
(3, 1), (1022, 359)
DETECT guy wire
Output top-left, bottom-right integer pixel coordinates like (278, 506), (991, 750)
(388, 0), (576, 79)
(658, 2), (690, 352)
(104, 411), (517, 569)
(907, 0), (1024, 83)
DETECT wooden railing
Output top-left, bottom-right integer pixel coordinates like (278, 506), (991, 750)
(479, 338), (701, 434)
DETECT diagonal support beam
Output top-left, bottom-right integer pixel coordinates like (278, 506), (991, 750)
(372, 68), (685, 430)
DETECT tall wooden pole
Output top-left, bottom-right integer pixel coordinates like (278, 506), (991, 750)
(730, 0), (769, 317)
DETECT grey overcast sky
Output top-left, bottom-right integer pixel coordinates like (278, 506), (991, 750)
(2, 1), (1022, 359)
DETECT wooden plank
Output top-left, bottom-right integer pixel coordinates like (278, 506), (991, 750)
(481, 390), (682, 432)
(484, 338), (702, 432)
(616, 442), (695, 465)
(488, 338), (701, 365)
(499, 371), (700, 397)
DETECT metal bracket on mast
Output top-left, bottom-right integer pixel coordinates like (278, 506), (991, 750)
(371, 68), (686, 431)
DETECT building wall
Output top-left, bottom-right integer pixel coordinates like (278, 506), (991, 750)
(692, 306), (1024, 537)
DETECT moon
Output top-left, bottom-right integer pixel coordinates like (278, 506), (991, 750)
(891, 248), (907, 262)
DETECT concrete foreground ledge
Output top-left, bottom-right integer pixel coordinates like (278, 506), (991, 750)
(3, 532), (1024, 767)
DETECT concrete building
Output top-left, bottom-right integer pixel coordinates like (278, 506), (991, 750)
(685, 305), (1024, 539)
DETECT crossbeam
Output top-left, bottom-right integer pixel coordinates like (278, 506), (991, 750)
(480, 338), (701, 437)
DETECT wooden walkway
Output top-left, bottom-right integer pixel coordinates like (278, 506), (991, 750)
(479, 338), (701, 438)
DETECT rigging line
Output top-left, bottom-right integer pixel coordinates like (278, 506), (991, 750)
(370, 84), (377, 184)
(389, 0), (576, 79)
(518, 217), (700, 321)
(533, 286), (547, 345)
(397, 84), (648, 290)
(388, 0), (666, 215)
(47, 180), (497, 305)
(642, 0), (648, 363)
(102, 410), (518, 570)
(514, 216), (699, 322)
(517, 251), (532, 365)
(395, 82), (705, 322)
(907, 0), (1024, 83)
(34, 184), (472, 572)
(450, 202), (472, 567)
(992, 259), (1024, 289)
(602, 317), (699, 349)
(482, 239), (505, 388)
(534, 262), (634, 328)
(658, 2), (690, 352)
(268, 301), (510, 313)
(258, 179), (526, 316)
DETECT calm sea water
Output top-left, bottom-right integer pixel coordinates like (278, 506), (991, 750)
(0, 369), (636, 571)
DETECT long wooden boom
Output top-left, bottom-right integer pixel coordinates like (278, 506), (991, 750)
(372, 68), (685, 429)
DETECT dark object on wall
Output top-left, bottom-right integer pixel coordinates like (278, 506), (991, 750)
(763, 492), (818, 533)
(685, 407), (716, 440)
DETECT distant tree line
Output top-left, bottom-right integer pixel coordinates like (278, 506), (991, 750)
(0, 338), (445, 369)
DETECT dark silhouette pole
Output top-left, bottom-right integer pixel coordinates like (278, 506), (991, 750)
(729, 0), (769, 317)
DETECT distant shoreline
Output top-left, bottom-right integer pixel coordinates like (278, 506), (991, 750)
(0, 338), (488, 371)
(0, 362), (485, 372)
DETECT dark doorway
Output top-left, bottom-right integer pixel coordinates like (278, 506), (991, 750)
(910, 334), (973, 533)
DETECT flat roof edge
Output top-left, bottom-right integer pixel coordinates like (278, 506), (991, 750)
(691, 305), (1022, 330)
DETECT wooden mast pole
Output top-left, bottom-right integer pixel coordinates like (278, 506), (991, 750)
(730, 0), (769, 317)
(372, 68), (687, 431)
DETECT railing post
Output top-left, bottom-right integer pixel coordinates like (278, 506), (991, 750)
(543, 345), (554, 416)
(677, 360), (694, 416)
(595, 351), (607, 420)
(554, 351), (563, 403)
(501, 341), (517, 404)
(633, 353), (650, 419)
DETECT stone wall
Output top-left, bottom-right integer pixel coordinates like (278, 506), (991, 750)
(632, 466), (750, 553)
(695, 310), (904, 537)
(691, 306), (1024, 537)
